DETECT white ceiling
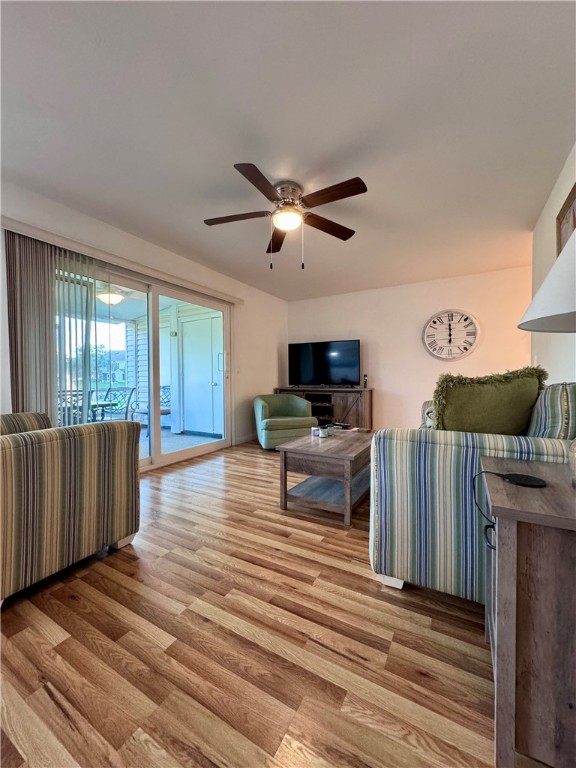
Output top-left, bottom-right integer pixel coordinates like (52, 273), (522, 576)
(2, 2), (575, 301)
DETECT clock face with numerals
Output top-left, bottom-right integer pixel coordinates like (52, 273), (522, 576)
(422, 310), (479, 360)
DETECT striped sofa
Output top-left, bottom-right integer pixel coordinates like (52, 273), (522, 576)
(1, 413), (141, 602)
(370, 385), (574, 604)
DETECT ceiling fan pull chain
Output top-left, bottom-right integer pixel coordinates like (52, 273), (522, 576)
(270, 216), (274, 269)
(301, 221), (305, 270)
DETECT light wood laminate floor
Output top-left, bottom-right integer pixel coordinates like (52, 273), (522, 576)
(2, 442), (499, 768)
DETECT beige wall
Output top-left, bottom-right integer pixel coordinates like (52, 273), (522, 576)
(1, 182), (289, 443)
(531, 145), (576, 382)
(288, 267), (532, 428)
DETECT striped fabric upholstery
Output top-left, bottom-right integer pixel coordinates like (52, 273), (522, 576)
(1, 417), (141, 600)
(420, 400), (435, 428)
(527, 383), (576, 440)
(569, 385), (576, 439)
(370, 427), (569, 604)
(0, 412), (52, 435)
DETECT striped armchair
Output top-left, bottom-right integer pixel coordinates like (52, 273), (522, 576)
(370, 391), (572, 604)
(1, 413), (141, 602)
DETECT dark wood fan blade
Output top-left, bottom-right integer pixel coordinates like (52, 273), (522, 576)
(204, 211), (270, 226)
(266, 228), (286, 253)
(301, 177), (367, 209)
(304, 212), (355, 241)
(234, 164), (281, 203)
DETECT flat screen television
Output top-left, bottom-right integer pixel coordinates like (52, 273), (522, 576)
(288, 340), (360, 387)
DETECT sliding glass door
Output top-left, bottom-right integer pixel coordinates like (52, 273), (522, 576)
(55, 270), (151, 458)
(93, 278), (150, 459)
(55, 267), (230, 466)
(152, 290), (229, 462)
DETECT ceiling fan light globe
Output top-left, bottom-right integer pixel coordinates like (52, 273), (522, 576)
(272, 208), (303, 232)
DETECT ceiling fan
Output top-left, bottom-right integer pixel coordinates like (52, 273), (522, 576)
(204, 163), (367, 253)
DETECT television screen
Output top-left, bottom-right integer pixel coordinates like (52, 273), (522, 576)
(288, 340), (360, 386)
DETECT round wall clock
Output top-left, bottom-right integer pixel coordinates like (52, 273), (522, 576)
(422, 310), (479, 360)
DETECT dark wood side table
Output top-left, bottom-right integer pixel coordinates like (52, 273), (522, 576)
(482, 457), (575, 768)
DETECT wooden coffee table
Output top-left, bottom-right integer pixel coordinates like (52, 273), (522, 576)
(276, 430), (374, 526)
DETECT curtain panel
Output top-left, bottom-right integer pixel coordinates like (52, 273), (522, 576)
(4, 230), (96, 424)
(5, 231), (57, 419)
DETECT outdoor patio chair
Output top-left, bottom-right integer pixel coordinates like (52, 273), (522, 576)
(57, 389), (92, 426)
(94, 386), (136, 421)
(131, 385), (171, 436)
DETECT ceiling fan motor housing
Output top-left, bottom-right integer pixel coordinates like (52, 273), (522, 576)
(274, 181), (303, 208)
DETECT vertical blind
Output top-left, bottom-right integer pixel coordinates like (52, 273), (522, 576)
(5, 230), (58, 420)
(54, 250), (97, 425)
(5, 230), (101, 425)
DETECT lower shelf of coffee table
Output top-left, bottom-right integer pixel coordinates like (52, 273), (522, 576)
(286, 465), (371, 514)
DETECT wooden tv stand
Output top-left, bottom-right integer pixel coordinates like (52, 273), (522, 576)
(274, 387), (373, 429)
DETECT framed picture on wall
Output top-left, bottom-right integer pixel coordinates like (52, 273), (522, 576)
(557, 182), (576, 255)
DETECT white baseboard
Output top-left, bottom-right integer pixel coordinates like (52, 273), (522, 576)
(234, 432), (257, 445)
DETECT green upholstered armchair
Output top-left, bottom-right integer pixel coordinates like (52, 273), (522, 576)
(0, 412), (141, 603)
(254, 394), (318, 450)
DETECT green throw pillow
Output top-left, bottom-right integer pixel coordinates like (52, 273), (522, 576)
(432, 366), (548, 435)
